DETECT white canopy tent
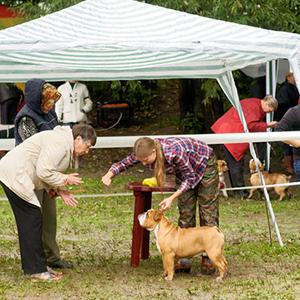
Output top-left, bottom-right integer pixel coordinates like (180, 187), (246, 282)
(0, 0), (300, 245)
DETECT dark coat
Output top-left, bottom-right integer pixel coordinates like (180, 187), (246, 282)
(274, 82), (300, 121)
(14, 79), (58, 145)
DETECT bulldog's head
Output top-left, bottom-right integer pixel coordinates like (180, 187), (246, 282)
(138, 209), (163, 231)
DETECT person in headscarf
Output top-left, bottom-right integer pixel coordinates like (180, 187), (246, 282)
(14, 79), (73, 270)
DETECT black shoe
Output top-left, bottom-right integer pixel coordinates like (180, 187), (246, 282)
(233, 191), (248, 200)
(48, 259), (74, 269)
(200, 256), (216, 275)
(175, 259), (191, 274)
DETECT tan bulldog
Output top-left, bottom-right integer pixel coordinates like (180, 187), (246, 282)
(138, 209), (227, 281)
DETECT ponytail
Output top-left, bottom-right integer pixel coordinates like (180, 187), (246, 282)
(134, 137), (165, 187)
(153, 140), (165, 187)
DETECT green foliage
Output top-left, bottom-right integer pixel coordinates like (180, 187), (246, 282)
(200, 79), (224, 107)
(111, 80), (153, 113)
(2, 0), (82, 19)
(4, 0), (298, 34)
(233, 70), (255, 99)
(180, 112), (204, 133)
(145, 0), (300, 33)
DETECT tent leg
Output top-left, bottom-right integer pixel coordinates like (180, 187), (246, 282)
(262, 187), (284, 246)
(263, 196), (272, 244)
(217, 71), (284, 246)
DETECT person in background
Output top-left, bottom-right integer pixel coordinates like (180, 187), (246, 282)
(274, 72), (300, 174)
(14, 78), (72, 270)
(0, 124), (97, 281)
(55, 80), (93, 127)
(211, 96), (278, 199)
(275, 104), (300, 181)
(0, 84), (24, 141)
(102, 137), (219, 275)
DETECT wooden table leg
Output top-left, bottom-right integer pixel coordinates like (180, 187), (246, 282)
(130, 190), (145, 267)
(141, 191), (152, 260)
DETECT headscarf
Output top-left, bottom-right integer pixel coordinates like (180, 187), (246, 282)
(41, 83), (61, 112)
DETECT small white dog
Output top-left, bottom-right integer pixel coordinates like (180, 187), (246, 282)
(217, 160), (228, 198)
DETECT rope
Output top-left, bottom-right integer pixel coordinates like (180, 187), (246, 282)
(98, 112), (123, 131)
(0, 191), (172, 201)
(1, 181), (298, 201)
(220, 181), (300, 191)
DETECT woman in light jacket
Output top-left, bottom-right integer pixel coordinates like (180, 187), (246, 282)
(0, 124), (96, 281)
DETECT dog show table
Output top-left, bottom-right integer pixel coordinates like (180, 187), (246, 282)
(127, 181), (176, 267)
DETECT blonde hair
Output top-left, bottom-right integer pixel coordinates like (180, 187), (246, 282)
(134, 137), (165, 187)
(262, 95), (278, 111)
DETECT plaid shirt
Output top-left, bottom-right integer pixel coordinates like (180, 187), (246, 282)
(109, 137), (213, 192)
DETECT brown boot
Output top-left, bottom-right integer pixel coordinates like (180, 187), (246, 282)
(282, 155), (294, 174)
(200, 256), (216, 275)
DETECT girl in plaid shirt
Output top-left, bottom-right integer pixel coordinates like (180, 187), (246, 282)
(102, 137), (220, 275)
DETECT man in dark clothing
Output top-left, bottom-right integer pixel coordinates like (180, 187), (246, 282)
(14, 78), (73, 269)
(275, 104), (300, 181)
(274, 72), (300, 174)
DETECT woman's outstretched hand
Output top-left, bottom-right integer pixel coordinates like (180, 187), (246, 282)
(159, 190), (182, 211)
(159, 196), (174, 211)
(58, 190), (78, 207)
(101, 171), (114, 186)
(65, 173), (82, 186)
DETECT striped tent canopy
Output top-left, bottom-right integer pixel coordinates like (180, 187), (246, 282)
(0, 0), (299, 85)
(0, 0), (297, 246)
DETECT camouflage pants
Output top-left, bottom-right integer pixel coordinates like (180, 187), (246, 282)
(177, 154), (219, 228)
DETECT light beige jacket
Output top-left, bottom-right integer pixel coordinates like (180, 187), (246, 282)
(0, 126), (73, 207)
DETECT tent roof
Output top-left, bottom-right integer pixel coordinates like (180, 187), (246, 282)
(0, 0), (299, 82)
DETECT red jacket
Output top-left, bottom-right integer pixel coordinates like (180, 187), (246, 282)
(211, 98), (268, 161)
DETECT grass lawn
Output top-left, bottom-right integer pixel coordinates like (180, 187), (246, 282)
(0, 175), (299, 300)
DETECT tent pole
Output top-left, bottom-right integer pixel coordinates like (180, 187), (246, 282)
(222, 71), (284, 247)
(264, 199), (272, 244)
(263, 60), (283, 246)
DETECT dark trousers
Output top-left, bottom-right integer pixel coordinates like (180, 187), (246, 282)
(255, 143), (267, 165)
(0, 182), (47, 275)
(223, 144), (266, 197)
(223, 147), (246, 197)
(36, 190), (60, 264)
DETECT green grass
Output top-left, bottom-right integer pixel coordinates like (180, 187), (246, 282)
(0, 178), (299, 300)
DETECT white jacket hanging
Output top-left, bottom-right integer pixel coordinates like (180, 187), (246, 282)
(56, 81), (93, 123)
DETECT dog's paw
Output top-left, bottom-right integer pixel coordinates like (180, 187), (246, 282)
(216, 276), (223, 282)
(164, 275), (173, 281)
